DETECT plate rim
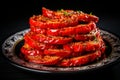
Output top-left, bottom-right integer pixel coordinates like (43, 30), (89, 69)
(2, 28), (120, 74)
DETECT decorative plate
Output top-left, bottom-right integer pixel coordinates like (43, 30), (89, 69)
(2, 28), (120, 73)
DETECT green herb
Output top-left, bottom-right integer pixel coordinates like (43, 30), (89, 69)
(93, 36), (98, 41)
(93, 36), (96, 40)
(90, 12), (93, 15)
(61, 9), (64, 11)
(77, 10), (82, 13)
(63, 11), (69, 16)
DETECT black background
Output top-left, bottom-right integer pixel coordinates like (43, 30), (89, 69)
(0, 0), (120, 80)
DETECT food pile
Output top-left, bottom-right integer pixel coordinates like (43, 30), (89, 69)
(21, 7), (106, 67)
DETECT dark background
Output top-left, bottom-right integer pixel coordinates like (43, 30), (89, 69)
(0, 0), (120, 80)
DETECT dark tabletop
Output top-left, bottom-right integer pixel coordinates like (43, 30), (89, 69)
(0, 0), (120, 80)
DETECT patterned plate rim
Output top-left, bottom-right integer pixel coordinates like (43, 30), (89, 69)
(2, 28), (120, 73)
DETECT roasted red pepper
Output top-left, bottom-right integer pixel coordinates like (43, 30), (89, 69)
(29, 15), (78, 29)
(24, 34), (57, 50)
(44, 49), (71, 58)
(20, 7), (106, 67)
(21, 44), (44, 56)
(42, 7), (99, 23)
(30, 21), (96, 36)
(63, 37), (103, 53)
(74, 28), (100, 41)
(21, 44), (61, 65)
(31, 33), (72, 44)
(25, 55), (61, 65)
(58, 50), (101, 67)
